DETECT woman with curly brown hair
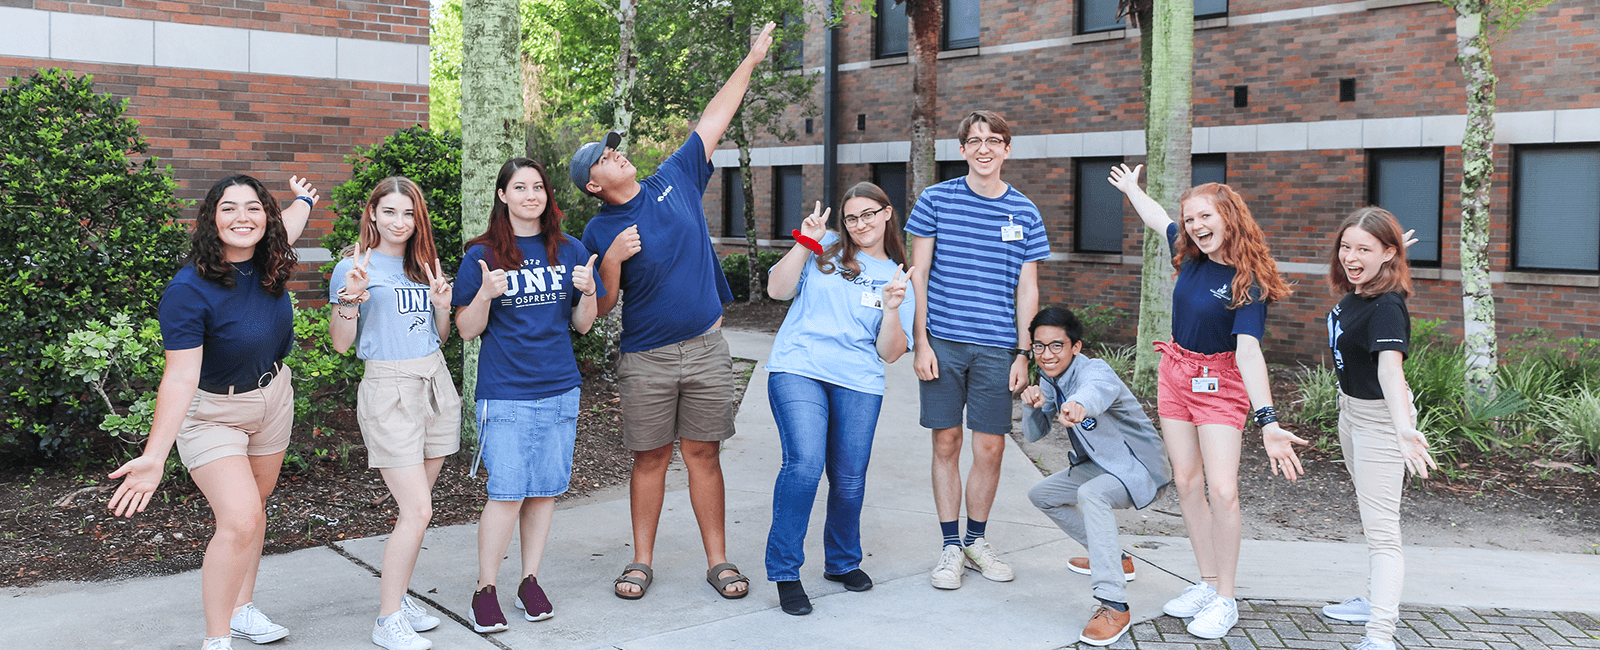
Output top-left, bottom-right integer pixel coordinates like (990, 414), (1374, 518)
(1109, 164), (1306, 640)
(107, 174), (319, 650)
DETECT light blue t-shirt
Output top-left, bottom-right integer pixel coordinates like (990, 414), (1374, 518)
(904, 177), (1050, 349)
(330, 251), (442, 361)
(764, 233), (916, 396)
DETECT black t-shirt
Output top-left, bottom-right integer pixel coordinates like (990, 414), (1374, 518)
(1326, 291), (1409, 400)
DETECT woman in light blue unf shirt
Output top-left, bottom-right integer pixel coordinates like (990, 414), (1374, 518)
(762, 182), (915, 616)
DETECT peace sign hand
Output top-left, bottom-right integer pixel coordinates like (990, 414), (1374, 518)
(572, 254), (598, 297)
(344, 242), (373, 295)
(801, 201), (828, 243)
(476, 258), (509, 303)
(423, 258), (452, 310)
(883, 265), (912, 310)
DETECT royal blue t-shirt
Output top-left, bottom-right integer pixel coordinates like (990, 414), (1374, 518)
(1167, 223), (1267, 354)
(904, 177), (1050, 349)
(579, 133), (734, 354)
(158, 260), (294, 391)
(452, 234), (607, 400)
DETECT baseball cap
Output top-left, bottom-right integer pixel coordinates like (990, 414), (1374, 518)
(569, 131), (623, 196)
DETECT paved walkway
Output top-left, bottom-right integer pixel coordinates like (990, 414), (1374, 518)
(2, 330), (1598, 649)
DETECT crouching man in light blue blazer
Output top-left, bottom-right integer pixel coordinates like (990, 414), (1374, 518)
(1021, 306), (1172, 647)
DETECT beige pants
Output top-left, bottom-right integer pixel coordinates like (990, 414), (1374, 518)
(1338, 393), (1411, 643)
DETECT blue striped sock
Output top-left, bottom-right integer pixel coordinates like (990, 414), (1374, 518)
(963, 518), (987, 546)
(940, 520), (960, 548)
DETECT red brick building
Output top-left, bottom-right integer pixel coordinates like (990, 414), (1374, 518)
(705, 0), (1599, 362)
(0, 0), (431, 295)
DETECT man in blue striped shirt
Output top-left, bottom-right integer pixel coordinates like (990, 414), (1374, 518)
(906, 110), (1051, 590)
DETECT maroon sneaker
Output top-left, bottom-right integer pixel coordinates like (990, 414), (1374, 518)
(514, 575), (554, 621)
(470, 585), (507, 633)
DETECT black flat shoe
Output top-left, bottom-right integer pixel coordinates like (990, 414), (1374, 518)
(824, 569), (873, 592)
(777, 580), (812, 616)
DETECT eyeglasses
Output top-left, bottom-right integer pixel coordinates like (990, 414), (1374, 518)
(1030, 341), (1067, 354)
(842, 206), (886, 227)
(962, 137), (1007, 148)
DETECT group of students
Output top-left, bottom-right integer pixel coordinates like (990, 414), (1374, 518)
(103, 21), (1435, 650)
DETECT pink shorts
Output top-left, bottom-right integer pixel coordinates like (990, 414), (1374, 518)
(1155, 340), (1251, 429)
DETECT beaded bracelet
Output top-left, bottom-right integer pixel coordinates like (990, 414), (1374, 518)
(1253, 405), (1279, 427)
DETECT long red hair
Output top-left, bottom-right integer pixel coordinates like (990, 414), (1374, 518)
(1174, 183), (1292, 308)
(345, 176), (438, 285)
(466, 158), (567, 271)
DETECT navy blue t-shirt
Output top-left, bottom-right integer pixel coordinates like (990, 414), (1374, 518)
(452, 234), (607, 400)
(159, 260), (294, 391)
(1167, 223), (1267, 354)
(580, 133), (734, 354)
(1328, 291), (1410, 400)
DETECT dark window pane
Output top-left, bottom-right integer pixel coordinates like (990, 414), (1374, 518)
(1078, 0), (1123, 34)
(1515, 147), (1600, 271)
(1193, 154), (1226, 187)
(944, 0), (980, 50)
(1076, 158), (1124, 254)
(724, 168), (746, 238)
(873, 163), (908, 228)
(876, 0), (908, 58)
(1195, 0), (1228, 18)
(1370, 150), (1442, 264)
(775, 166), (806, 237)
(939, 160), (969, 182)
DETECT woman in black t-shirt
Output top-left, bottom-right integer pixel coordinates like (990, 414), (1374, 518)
(1319, 207), (1438, 650)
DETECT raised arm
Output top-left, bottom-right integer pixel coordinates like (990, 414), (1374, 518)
(1107, 164), (1174, 234)
(693, 22), (776, 160)
(282, 175), (320, 244)
(877, 265), (913, 363)
(768, 202), (826, 300)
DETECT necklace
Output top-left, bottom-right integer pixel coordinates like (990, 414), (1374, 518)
(231, 261), (253, 276)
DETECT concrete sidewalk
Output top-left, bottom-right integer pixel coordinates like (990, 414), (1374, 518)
(3, 329), (1598, 650)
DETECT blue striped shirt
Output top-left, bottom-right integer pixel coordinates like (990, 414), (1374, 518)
(906, 178), (1050, 348)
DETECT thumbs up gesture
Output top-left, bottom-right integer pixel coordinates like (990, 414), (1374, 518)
(476, 258), (509, 303)
(572, 254), (598, 297)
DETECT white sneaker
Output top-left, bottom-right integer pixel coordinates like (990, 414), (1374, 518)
(1322, 596), (1373, 623)
(1162, 582), (1218, 618)
(400, 596), (440, 632)
(201, 637), (232, 650)
(229, 603), (289, 644)
(961, 537), (1015, 582)
(1186, 595), (1239, 639)
(930, 544), (965, 590)
(1353, 637), (1397, 650)
(371, 614), (432, 650)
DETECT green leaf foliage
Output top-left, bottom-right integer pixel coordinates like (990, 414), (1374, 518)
(323, 126), (465, 277)
(0, 69), (189, 457)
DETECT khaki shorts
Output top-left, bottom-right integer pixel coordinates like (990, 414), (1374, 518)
(357, 349), (462, 468)
(618, 330), (736, 452)
(176, 365), (295, 470)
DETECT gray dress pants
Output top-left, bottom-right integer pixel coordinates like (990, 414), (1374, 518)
(1027, 461), (1134, 604)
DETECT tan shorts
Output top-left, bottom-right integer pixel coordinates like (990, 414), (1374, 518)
(356, 349), (462, 468)
(618, 330), (736, 452)
(176, 365), (295, 470)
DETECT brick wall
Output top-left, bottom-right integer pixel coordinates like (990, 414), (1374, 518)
(17, 0), (430, 44)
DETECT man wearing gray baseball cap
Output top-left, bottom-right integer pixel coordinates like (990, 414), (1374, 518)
(575, 21), (776, 603)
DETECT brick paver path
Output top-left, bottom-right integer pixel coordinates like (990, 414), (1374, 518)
(1084, 600), (1600, 649)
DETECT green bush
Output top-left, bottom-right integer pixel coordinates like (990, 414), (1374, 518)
(43, 314), (164, 446)
(1076, 304), (1129, 346)
(284, 301), (365, 427)
(721, 251), (787, 302)
(1291, 364), (1341, 435)
(0, 69), (190, 456)
(1546, 387), (1600, 465)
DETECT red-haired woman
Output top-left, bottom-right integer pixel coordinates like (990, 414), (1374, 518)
(451, 158), (602, 633)
(107, 174), (320, 650)
(1317, 207), (1437, 650)
(328, 177), (458, 650)
(1109, 164), (1305, 640)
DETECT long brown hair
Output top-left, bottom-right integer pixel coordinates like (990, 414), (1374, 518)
(1327, 206), (1413, 299)
(465, 158), (567, 271)
(817, 182), (908, 279)
(1174, 182), (1292, 308)
(344, 176), (438, 284)
(187, 174), (296, 296)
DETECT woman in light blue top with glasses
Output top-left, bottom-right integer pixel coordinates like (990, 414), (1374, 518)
(762, 182), (915, 616)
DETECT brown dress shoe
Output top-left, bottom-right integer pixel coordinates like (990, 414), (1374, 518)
(1078, 604), (1132, 646)
(1067, 555), (1137, 581)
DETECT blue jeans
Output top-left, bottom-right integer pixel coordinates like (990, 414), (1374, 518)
(764, 372), (883, 582)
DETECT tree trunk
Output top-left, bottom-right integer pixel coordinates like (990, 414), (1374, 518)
(1454, 3), (1499, 396)
(739, 131), (762, 303)
(459, 0), (524, 437)
(907, 0), (941, 203)
(612, 0), (638, 138)
(1130, 0), (1190, 395)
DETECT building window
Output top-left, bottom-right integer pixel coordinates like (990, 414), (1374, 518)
(873, 163), (909, 227)
(775, 13), (803, 70)
(939, 160), (969, 183)
(1076, 158), (1125, 254)
(1513, 145), (1600, 272)
(1078, 0), (1228, 34)
(1192, 153), (1226, 187)
(875, 0), (908, 58)
(944, 0), (980, 50)
(723, 168), (747, 238)
(774, 166), (805, 238)
(1368, 149), (1443, 266)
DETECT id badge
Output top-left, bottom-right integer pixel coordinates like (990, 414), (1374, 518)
(860, 291), (883, 310)
(1192, 377), (1219, 393)
(1000, 224), (1024, 241)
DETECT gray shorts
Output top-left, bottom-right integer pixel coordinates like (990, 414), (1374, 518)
(918, 336), (1015, 435)
(618, 330), (737, 451)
